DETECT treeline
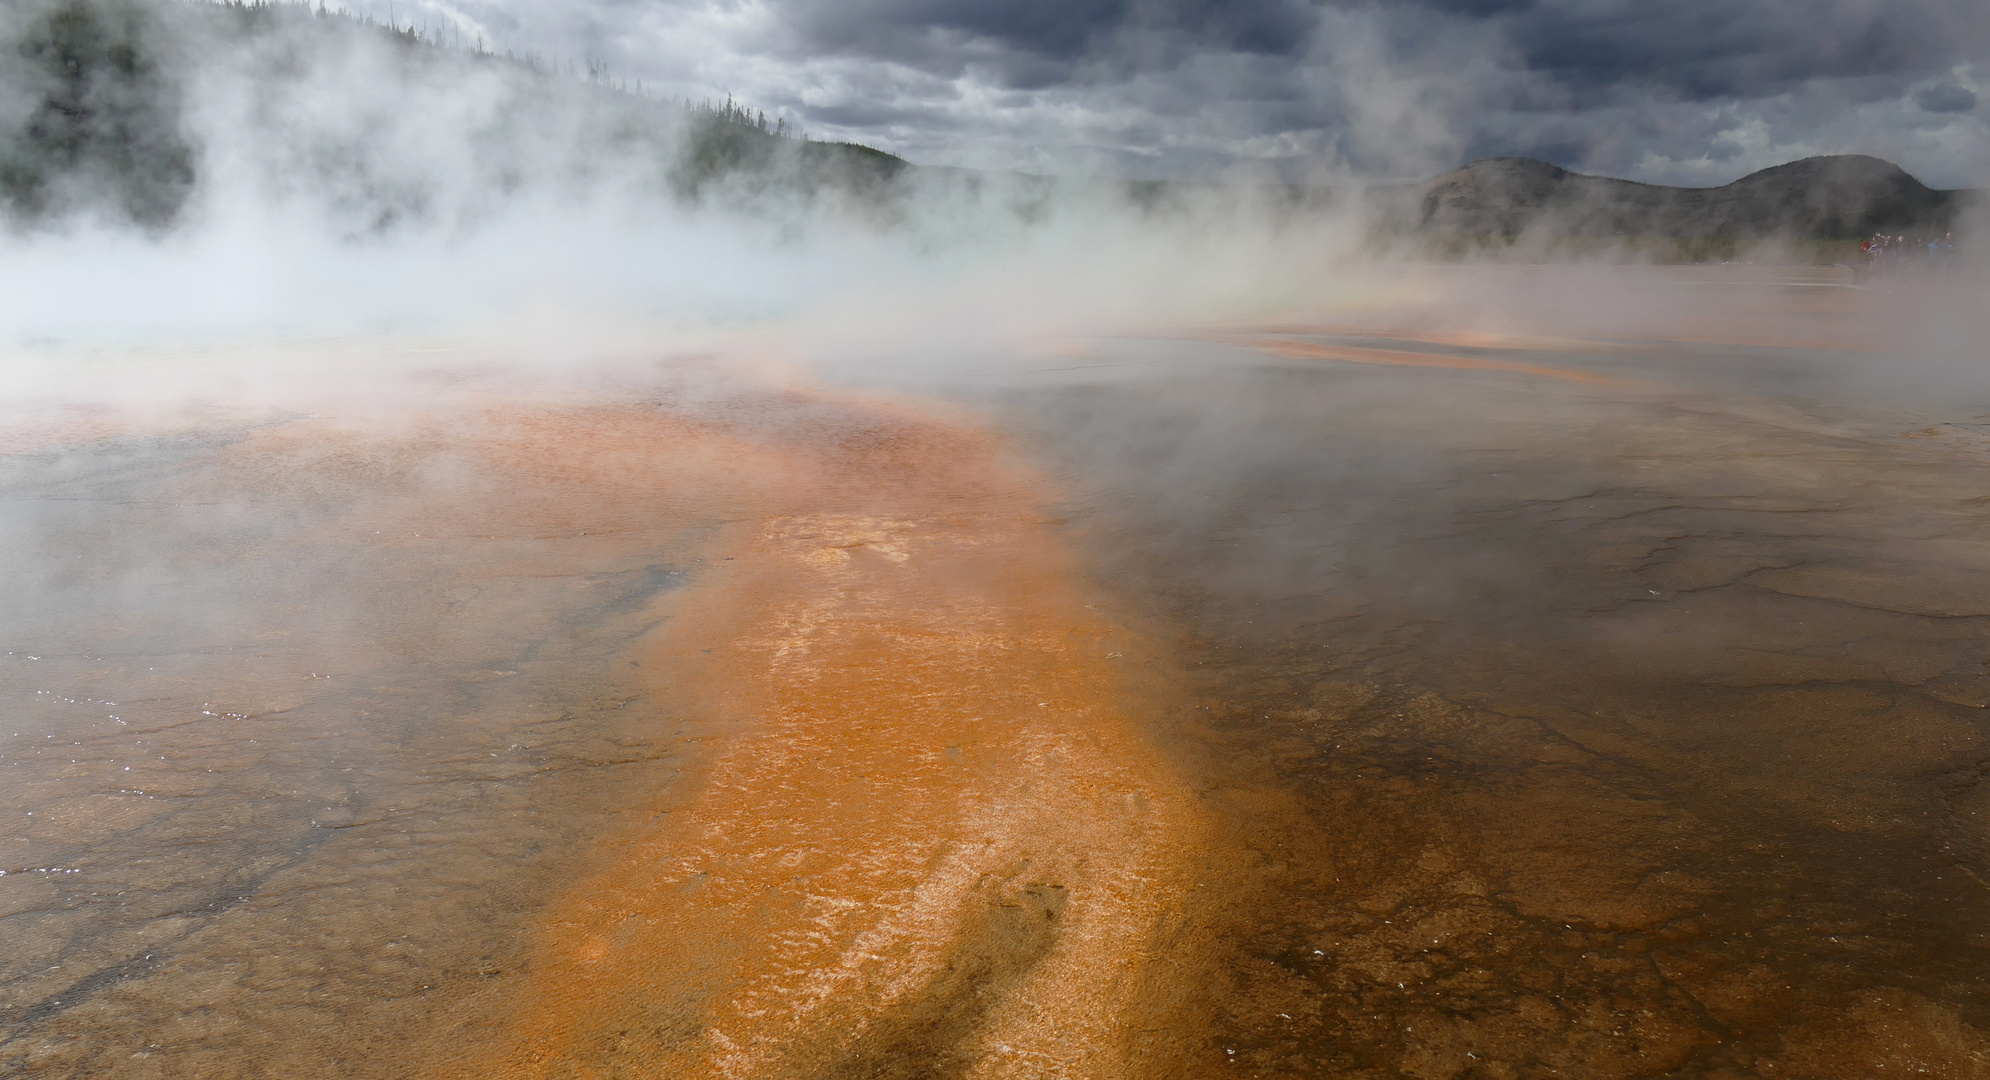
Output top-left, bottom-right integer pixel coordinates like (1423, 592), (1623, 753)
(0, 0), (195, 228)
(201, 0), (803, 136)
(0, 0), (902, 233)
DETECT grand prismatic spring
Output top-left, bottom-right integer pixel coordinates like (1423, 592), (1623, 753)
(5, 271), (1990, 1079)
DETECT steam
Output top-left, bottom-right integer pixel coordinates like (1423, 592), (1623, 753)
(0, 0), (1980, 400)
(0, 0), (1382, 366)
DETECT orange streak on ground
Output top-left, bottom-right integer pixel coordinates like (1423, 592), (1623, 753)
(1224, 336), (1628, 385)
(442, 390), (1208, 1079)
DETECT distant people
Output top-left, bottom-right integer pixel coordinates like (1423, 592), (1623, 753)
(1929, 232), (1958, 275)
(1862, 232), (1889, 281)
(1855, 230), (1962, 282)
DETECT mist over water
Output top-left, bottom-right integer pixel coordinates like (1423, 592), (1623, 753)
(5, 2), (1990, 1078)
(966, 298), (1990, 1076)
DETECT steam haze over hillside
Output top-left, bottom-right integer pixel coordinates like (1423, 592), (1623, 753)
(1, 0), (1981, 349)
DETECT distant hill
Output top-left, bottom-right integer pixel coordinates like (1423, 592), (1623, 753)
(1384, 155), (1974, 257)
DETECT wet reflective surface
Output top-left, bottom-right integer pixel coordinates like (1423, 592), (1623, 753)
(5, 273), (1990, 1077)
(943, 280), (1990, 1077)
(0, 398), (744, 1075)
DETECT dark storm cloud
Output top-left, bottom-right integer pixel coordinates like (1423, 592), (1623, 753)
(1494, 0), (1981, 99)
(366, 0), (1990, 185)
(1917, 82), (1979, 114)
(743, 0), (1985, 99)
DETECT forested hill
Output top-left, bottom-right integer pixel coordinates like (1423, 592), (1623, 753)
(1383, 154), (1973, 255)
(0, 0), (907, 233)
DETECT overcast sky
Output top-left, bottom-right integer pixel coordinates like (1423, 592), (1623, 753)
(341, 0), (1988, 187)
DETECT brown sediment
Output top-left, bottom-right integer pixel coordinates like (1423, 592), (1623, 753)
(1218, 335), (1629, 385)
(440, 391), (1209, 1078)
(981, 327), (1990, 1078)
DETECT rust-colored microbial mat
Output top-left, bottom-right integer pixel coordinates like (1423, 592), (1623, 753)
(440, 397), (1208, 1079)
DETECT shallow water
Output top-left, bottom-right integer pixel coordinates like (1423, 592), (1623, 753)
(944, 294), (1990, 1077)
(4, 277), (1990, 1077)
(0, 402), (745, 1075)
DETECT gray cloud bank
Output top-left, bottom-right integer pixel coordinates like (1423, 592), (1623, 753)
(332, 0), (1990, 187)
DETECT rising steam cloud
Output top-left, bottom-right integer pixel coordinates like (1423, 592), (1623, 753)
(0, 0), (1383, 356)
(0, 0), (1980, 382)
